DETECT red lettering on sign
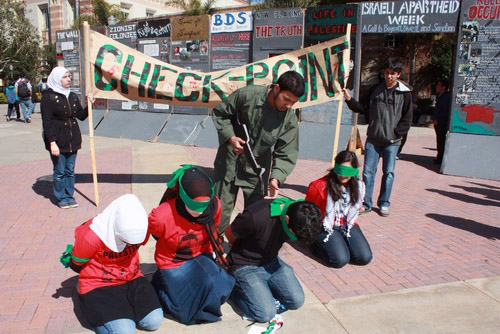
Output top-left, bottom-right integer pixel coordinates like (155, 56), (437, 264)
(312, 10), (336, 19)
(255, 26), (273, 38)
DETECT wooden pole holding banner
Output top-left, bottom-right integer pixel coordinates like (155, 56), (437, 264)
(83, 22), (100, 206)
(347, 12), (364, 156)
(331, 23), (351, 167)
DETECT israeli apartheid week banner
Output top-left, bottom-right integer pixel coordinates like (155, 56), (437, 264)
(84, 25), (351, 109)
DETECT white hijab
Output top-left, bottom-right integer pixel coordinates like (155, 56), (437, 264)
(90, 194), (148, 252)
(47, 67), (71, 98)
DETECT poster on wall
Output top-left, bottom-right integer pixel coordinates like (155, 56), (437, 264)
(210, 11), (252, 72)
(108, 23), (137, 111)
(56, 29), (81, 98)
(361, 0), (460, 34)
(449, 0), (500, 136)
(170, 39), (210, 114)
(136, 19), (171, 113)
(171, 15), (210, 114)
(303, 5), (358, 125)
(253, 8), (303, 62)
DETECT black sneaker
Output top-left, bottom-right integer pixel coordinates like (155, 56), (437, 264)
(359, 206), (372, 214)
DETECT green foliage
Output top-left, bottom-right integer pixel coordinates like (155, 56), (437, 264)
(414, 34), (454, 92)
(165, 0), (216, 15)
(0, 93), (7, 104)
(41, 43), (57, 78)
(0, 2), (42, 82)
(72, 0), (127, 29)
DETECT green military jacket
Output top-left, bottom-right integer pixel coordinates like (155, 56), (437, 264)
(212, 85), (299, 188)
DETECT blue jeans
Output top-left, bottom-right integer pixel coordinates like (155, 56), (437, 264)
(50, 152), (77, 205)
(363, 140), (399, 208)
(312, 225), (372, 268)
(93, 308), (163, 334)
(18, 98), (34, 121)
(152, 254), (235, 325)
(230, 257), (304, 323)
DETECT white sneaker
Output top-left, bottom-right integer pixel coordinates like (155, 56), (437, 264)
(379, 206), (390, 217)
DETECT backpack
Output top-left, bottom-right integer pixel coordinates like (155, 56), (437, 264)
(17, 80), (30, 98)
(5, 87), (17, 104)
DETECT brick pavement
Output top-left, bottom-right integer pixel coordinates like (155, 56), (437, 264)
(0, 127), (499, 333)
(0, 148), (132, 333)
(185, 134), (500, 303)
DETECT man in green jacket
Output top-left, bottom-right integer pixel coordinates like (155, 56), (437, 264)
(212, 71), (305, 233)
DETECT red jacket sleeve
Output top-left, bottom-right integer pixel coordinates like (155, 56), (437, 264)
(305, 176), (328, 220)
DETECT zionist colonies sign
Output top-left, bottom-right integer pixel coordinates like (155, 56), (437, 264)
(108, 23), (137, 111)
(170, 15), (210, 115)
(252, 8), (303, 62)
(361, 0), (460, 33)
(136, 18), (171, 113)
(450, 0), (500, 135)
(55, 30), (81, 98)
(210, 11), (252, 71)
(303, 5), (358, 125)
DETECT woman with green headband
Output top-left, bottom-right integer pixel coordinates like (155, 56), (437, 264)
(148, 166), (235, 325)
(305, 151), (372, 268)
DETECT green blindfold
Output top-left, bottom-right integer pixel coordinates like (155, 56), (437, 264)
(333, 164), (360, 180)
(270, 198), (304, 241)
(167, 165), (214, 213)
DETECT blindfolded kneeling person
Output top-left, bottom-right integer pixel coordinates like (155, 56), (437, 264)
(149, 166), (235, 325)
(305, 150), (372, 268)
(65, 194), (163, 334)
(225, 198), (322, 323)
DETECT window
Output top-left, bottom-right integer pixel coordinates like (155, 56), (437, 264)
(68, 0), (77, 20)
(39, 5), (49, 30)
(120, 2), (132, 19)
(383, 34), (403, 49)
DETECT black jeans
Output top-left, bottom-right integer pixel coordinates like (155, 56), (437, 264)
(312, 225), (372, 268)
(434, 121), (447, 162)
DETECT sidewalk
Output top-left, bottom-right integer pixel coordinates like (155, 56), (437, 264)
(0, 108), (498, 333)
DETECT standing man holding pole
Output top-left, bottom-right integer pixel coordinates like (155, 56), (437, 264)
(342, 59), (412, 217)
(212, 71), (305, 233)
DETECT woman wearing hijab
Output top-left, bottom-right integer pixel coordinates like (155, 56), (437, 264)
(41, 66), (95, 209)
(149, 165), (235, 325)
(64, 194), (163, 334)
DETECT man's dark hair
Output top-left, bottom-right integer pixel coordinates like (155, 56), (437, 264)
(437, 79), (449, 90)
(286, 201), (322, 245)
(277, 70), (305, 98)
(42, 78), (47, 83)
(382, 59), (403, 73)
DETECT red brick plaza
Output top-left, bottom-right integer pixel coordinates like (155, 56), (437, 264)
(0, 128), (498, 332)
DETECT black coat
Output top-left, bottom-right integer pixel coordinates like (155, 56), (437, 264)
(41, 88), (88, 153)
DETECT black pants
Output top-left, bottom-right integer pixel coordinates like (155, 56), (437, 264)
(434, 121), (447, 162)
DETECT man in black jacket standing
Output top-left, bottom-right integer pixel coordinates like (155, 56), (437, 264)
(343, 59), (412, 217)
(432, 79), (451, 165)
